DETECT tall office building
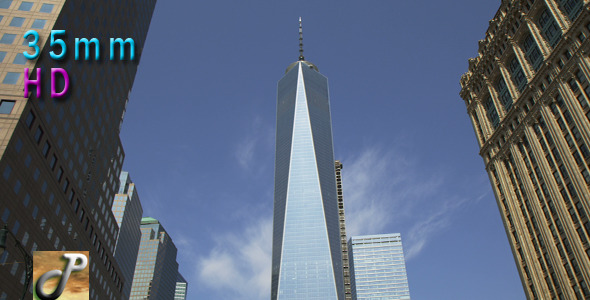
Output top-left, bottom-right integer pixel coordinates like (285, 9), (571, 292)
(348, 233), (411, 300)
(459, 1), (590, 298)
(112, 171), (143, 299)
(130, 217), (179, 300)
(335, 160), (352, 300)
(174, 272), (188, 300)
(0, 0), (156, 299)
(271, 18), (344, 299)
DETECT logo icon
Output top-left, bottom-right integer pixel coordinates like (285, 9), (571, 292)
(33, 251), (89, 300)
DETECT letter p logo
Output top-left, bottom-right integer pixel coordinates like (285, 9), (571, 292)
(35, 252), (88, 300)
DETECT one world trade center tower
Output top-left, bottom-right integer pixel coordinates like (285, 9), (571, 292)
(271, 18), (344, 300)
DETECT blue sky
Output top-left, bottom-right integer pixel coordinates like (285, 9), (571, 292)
(119, 1), (526, 299)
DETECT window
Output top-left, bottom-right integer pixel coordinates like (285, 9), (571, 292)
(497, 77), (514, 112)
(34, 126), (43, 143)
(42, 141), (51, 157)
(39, 3), (53, 13)
(0, 51), (6, 62)
(0, 0), (12, 9)
(9, 16), (24, 27)
(18, 1), (33, 11)
(538, 8), (562, 47)
(484, 96), (500, 129)
(31, 19), (46, 29)
(23, 194), (30, 207)
(557, 0), (583, 21)
(0, 100), (15, 114)
(0, 33), (15, 44)
(523, 34), (543, 71)
(26, 111), (35, 128)
(57, 167), (63, 181)
(1, 208), (9, 222)
(50, 155), (57, 170)
(13, 53), (26, 65)
(3, 72), (19, 84)
(508, 57), (527, 92)
(13, 180), (21, 194)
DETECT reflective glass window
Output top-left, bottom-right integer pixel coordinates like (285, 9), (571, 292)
(39, 3), (53, 13)
(31, 19), (46, 29)
(0, 33), (16, 44)
(9, 16), (24, 27)
(0, 100), (15, 114)
(18, 1), (33, 11)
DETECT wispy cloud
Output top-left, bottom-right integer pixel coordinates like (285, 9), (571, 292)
(236, 138), (257, 169)
(342, 144), (484, 260)
(235, 116), (274, 171)
(197, 218), (272, 300)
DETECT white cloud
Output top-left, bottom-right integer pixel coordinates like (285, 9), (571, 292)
(342, 145), (481, 260)
(197, 218), (272, 300)
(236, 138), (257, 169)
(234, 116), (274, 171)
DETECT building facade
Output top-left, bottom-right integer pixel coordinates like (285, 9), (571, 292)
(130, 217), (179, 300)
(175, 272), (188, 300)
(112, 171), (143, 299)
(348, 233), (411, 300)
(271, 19), (345, 299)
(0, 0), (156, 299)
(460, 0), (590, 298)
(335, 160), (352, 300)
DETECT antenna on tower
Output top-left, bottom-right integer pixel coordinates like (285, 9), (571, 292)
(298, 17), (304, 61)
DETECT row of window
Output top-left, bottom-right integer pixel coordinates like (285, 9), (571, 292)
(473, 1), (587, 138)
(491, 106), (590, 298)
(0, 15), (46, 28)
(0, 0), (54, 13)
(21, 109), (125, 294)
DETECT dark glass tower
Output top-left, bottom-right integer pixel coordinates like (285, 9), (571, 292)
(271, 19), (344, 299)
(0, 0), (156, 299)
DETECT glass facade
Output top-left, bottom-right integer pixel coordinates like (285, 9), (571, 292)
(349, 233), (411, 300)
(271, 61), (344, 299)
(111, 171), (144, 300)
(130, 217), (179, 300)
(175, 273), (188, 300)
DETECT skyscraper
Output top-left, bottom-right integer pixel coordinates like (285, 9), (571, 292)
(130, 217), (179, 300)
(0, 0), (156, 299)
(271, 18), (344, 299)
(348, 233), (411, 300)
(112, 171), (144, 300)
(335, 160), (352, 300)
(175, 272), (188, 300)
(459, 1), (590, 298)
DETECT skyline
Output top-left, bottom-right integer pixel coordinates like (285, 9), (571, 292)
(116, 1), (523, 299)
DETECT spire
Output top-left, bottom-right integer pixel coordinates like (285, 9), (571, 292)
(298, 17), (304, 61)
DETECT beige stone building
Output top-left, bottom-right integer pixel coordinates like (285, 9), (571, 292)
(460, 0), (590, 298)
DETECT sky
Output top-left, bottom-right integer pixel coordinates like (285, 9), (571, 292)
(119, 1), (527, 299)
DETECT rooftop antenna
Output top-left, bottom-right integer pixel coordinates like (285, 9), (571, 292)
(298, 17), (304, 61)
